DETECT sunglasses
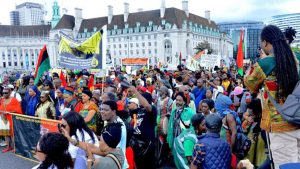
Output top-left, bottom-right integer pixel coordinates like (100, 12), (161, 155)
(40, 96), (45, 99)
(3, 92), (9, 95)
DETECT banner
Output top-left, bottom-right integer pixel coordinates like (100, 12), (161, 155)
(58, 25), (107, 70)
(12, 113), (60, 160)
(186, 57), (201, 71)
(200, 54), (221, 68)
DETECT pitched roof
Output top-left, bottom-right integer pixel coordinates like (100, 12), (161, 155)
(0, 25), (51, 37)
(56, 8), (218, 33)
(53, 14), (75, 30)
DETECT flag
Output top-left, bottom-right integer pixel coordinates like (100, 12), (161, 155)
(60, 71), (67, 87)
(179, 52), (182, 65)
(34, 45), (51, 85)
(236, 29), (244, 76)
(193, 50), (205, 61)
(88, 75), (95, 91)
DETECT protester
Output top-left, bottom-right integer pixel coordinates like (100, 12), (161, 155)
(26, 86), (40, 116)
(43, 80), (55, 101)
(55, 87), (65, 120)
(244, 25), (300, 168)
(79, 88), (99, 132)
(7, 84), (22, 102)
(167, 92), (196, 167)
(0, 87), (22, 152)
(32, 132), (73, 169)
(62, 86), (83, 114)
(199, 99), (215, 115)
(35, 91), (56, 119)
(191, 113), (206, 136)
(100, 100), (128, 169)
(86, 122), (124, 169)
(192, 79), (207, 110)
(61, 111), (99, 169)
(191, 114), (231, 169)
(127, 86), (157, 169)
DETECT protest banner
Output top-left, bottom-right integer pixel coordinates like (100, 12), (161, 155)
(11, 113), (60, 161)
(58, 25), (107, 70)
(199, 54), (221, 68)
(186, 57), (201, 71)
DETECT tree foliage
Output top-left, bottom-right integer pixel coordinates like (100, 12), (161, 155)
(194, 40), (213, 54)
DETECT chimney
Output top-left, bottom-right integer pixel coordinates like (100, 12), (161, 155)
(74, 8), (82, 35)
(182, 0), (189, 17)
(160, 0), (165, 18)
(124, 3), (129, 23)
(137, 8), (143, 12)
(205, 10), (211, 24)
(108, 5), (113, 24)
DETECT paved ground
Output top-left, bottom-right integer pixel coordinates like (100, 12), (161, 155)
(0, 147), (37, 169)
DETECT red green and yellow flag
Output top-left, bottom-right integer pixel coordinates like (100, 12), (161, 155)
(34, 45), (51, 85)
(236, 29), (244, 76)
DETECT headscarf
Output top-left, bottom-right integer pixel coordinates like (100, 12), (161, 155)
(215, 94), (241, 125)
(58, 87), (65, 93)
(30, 85), (41, 97)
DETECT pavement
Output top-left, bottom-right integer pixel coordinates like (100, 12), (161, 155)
(0, 147), (37, 169)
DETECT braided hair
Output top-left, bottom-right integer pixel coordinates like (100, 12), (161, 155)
(38, 133), (73, 169)
(261, 25), (299, 98)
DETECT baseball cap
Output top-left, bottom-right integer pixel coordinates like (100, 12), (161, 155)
(129, 98), (140, 107)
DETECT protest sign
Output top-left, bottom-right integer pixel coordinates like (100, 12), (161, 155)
(12, 113), (60, 161)
(199, 54), (221, 68)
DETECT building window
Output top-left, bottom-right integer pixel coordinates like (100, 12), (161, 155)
(108, 39), (110, 43)
(14, 62), (17, 66)
(155, 49), (157, 54)
(141, 35), (144, 40)
(20, 62), (23, 67)
(3, 62), (6, 68)
(142, 43), (145, 47)
(136, 50), (139, 55)
(136, 43), (139, 47)
(119, 51), (122, 55)
(148, 35), (151, 39)
(135, 36), (138, 40)
(108, 45), (110, 49)
(124, 44), (127, 48)
(130, 50), (133, 55)
(154, 42), (157, 46)
(148, 42), (151, 46)
(119, 44), (122, 48)
(142, 49), (145, 54)
(125, 50), (127, 55)
(118, 37), (121, 41)
(149, 49), (151, 54)
(113, 38), (116, 42)
(8, 62), (11, 66)
(113, 44), (116, 48)
(130, 43), (133, 47)
(32, 61), (35, 66)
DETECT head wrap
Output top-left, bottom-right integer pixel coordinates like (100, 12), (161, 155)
(58, 87), (65, 93)
(64, 86), (74, 96)
(215, 94), (232, 117)
(30, 86), (41, 97)
(82, 89), (92, 98)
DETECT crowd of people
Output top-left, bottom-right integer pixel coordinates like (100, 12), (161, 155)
(0, 25), (300, 169)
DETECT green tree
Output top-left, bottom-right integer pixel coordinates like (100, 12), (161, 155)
(194, 40), (213, 54)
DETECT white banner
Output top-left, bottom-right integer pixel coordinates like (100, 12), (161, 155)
(200, 54), (221, 68)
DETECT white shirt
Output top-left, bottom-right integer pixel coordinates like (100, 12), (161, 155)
(68, 129), (99, 159)
(10, 91), (22, 102)
(115, 116), (129, 169)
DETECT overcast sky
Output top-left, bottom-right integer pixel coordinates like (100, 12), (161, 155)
(1, 0), (299, 25)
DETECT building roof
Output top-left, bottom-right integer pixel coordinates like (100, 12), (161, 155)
(53, 14), (75, 30)
(0, 25), (51, 37)
(54, 7), (218, 33)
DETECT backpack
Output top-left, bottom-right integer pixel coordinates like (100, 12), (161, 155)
(267, 81), (300, 126)
(226, 112), (251, 159)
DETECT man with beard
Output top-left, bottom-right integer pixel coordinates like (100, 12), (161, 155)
(127, 86), (157, 169)
(167, 92), (196, 168)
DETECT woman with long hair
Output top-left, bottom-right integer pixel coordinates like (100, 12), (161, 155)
(32, 132), (73, 169)
(245, 25), (300, 168)
(61, 111), (99, 169)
